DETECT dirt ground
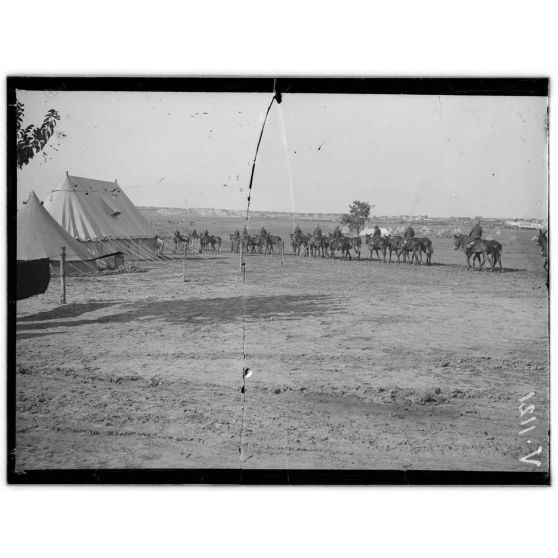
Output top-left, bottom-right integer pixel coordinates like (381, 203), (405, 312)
(14, 216), (549, 472)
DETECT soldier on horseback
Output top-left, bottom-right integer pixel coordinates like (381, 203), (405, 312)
(404, 224), (415, 239)
(313, 224), (322, 238)
(466, 219), (483, 250)
(372, 224), (382, 240)
(333, 225), (342, 239)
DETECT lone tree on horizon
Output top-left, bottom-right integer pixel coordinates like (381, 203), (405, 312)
(340, 200), (371, 236)
(16, 101), (61, 169)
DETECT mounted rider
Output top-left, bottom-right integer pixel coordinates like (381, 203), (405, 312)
(233, 228), (240, 240)
(313, 224), (322, 238)
(404, 224), (415, 239)
(467, 219), (483, 250)
(332, 225), (343, 239)
(174, 229), (186, 242)
(259, 225), (268, 239)
(372, 224), (382, 240)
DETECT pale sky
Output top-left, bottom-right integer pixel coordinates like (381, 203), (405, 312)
(16, 89), (548, 218)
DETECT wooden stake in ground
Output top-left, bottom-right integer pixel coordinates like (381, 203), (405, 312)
(281, 240), (284, 266)
(183, 243), (188, 282)
(60, 246), (66, 304)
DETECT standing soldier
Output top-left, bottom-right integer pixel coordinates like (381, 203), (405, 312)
(242, 224), (248, 237)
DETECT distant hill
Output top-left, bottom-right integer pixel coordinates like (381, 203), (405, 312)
(139, 206), (546, 225)
(140, 206), (344, 220)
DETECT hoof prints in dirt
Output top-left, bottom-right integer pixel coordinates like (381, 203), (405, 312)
(16, 294), (347, 331)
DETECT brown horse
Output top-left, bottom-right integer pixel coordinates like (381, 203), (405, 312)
(329, 236), (352, 260)
(365, 235), (388, 262)
(308, 235), (326, 258)
(386, 235), (404, 263)
(454, 234), (502, 271)
(405, 236), (434, 265)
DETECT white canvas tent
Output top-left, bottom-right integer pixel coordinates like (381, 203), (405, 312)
(43, 173), (159, 260)
(359, 226), (391, 237)
(17, 191), (97, 275)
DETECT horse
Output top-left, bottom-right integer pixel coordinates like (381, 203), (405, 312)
(386, 235), (404, 263)
(400, 237), (420, 264)
(229, 233), (241, 253)
(250, 235), (264, 254)
(307, 235), (326, 258)
(454, 234), (485, 270)
(201, 235), (220, 251)
(213, 236), (222, 252)
(289, 233), (299, 255)
(536, 230), (548, 287)
(266, 235), (283, 254)
(173, 230), (188, 252)
(484, 239), (503, 271)
(365, 235), (388, 262)
(350, 236), (362, 261)
(407, 237), (434, 265)
(454, 234), (501, 271)
(328, 236), (352, 260)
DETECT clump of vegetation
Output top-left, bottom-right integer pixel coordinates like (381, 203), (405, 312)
(147, 376), (163, 388)
(16, 101), (61, 168)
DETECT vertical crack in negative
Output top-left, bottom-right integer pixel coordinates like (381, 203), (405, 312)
(239, 80), (281, 481)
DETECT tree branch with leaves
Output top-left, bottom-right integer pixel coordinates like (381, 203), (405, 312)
(16, 101), (61, 169)
(340, 200), (371, 237)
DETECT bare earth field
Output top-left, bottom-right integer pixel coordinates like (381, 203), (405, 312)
(15, 214), (549, 472)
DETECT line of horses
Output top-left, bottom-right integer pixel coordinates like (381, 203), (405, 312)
(174, 226), (548, 278)
(174, 231), (222, 253)
(230, 233), (283, 255)
(289, 231), (434, 265)
(288, 229), (509, 271)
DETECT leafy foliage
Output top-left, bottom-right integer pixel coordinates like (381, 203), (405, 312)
(340, 200), (371, 236)
(16, 101), (60, 169)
